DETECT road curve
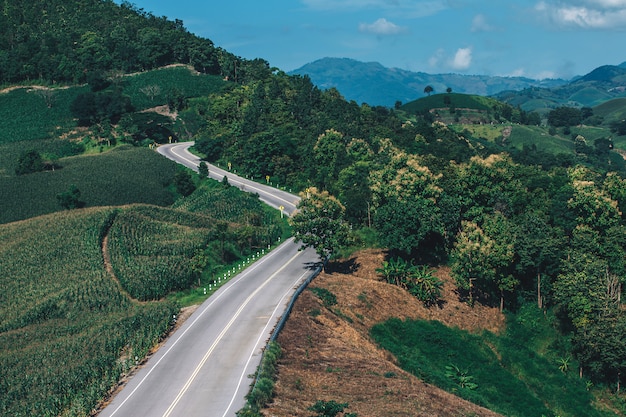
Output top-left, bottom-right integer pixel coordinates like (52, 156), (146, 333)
(98, 142), (319, 417)
(157, 142), (301, 215)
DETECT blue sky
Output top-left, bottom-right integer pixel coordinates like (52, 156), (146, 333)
(121, 0), (624, 80)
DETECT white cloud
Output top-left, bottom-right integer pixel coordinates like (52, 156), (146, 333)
(450, 47), (473, 70)
(534, 0), (626, 28)
(471, 14), (494, 32)
(428, 48), (445, 68)
(428, 47), (473, 71)
(359, 18), (407, 35)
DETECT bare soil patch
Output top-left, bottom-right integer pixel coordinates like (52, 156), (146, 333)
(141, 104), (177, 120)
(265, 249), (505, 417)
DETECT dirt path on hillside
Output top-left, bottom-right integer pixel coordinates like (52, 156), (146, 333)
(95, 223), (198, 414)
(0, 84), (71, 94)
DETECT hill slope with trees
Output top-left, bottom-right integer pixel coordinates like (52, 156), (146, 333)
(1, 1), (626, 416)
(0, 0), (273, 85)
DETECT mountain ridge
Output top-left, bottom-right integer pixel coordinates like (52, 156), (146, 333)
(289, 57), (568, 107)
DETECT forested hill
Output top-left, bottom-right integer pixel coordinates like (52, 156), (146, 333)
(0, 0), (267, 85)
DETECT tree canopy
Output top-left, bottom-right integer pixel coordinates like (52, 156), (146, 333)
(0, 0), (248, 85)
(289, 187), (350, 264)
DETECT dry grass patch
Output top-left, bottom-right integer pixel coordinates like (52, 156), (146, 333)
(266, 249), (505, 417)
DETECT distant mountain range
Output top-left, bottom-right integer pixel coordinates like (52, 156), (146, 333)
(494, 63), (626, 113)
(289, 57), (626, 110)
(288, 57), (568, 107)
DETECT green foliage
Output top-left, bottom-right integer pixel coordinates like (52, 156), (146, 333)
(0, 146), (178, 224)
(445, 365), (478, 390)
(174, 169), (197, 196)
(290, 187), (351, 262)
(237, 342), (282, 416)
(14, 149), (44, 175)
(310, 287), (338, 308)
(0, 0), (226, 84)
(371, 317), (604, 417)
(56, 184), (85, 209)
(376, 258), (443, 305)
(308, 400), (356, 417)
(70, 88), (133, 125)
(408, 265), (443, 306)
(198, 161), (209, 178)
(0, 208), (178, 416)
(548, 106), (583, 127)
(370, 150), (444, 259)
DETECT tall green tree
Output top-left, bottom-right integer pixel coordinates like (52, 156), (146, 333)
(514, 211), (565, 308)
(56, 184), (84, 209)
(370, 150), (444, 260)
(174, 170), (196, 196)
(313, 129), (348, 193)
(451, 221), (495, 306)
(451, 216), (516, 310)
(482, 212), (517, 311)
(289, 187), (350, 266)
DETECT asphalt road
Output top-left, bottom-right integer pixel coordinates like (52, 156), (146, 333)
(156, 142), (300, 215)
(98, 142), (319, 417)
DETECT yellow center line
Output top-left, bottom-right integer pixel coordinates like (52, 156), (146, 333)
(161, 249), (304, 417)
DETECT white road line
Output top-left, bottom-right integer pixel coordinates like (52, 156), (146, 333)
(220, 269), (310, 417)
(106, 238), (296, 417)
(162, 249), (305, 417)
(166, 143), (298, 210)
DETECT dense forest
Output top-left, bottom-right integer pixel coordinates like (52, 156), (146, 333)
(2, 0), (626, 409)
(0, 0), (272, 85)
(186, 73), (626, 391)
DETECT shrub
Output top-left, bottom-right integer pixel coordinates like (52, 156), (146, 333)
(56, 184), (85, 209)
(15, 149), (44, 175)
(310, 287), (338, 308)
(308, 400), (357, 417)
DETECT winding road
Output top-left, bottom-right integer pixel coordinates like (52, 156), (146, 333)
(98, 142), (319, 417)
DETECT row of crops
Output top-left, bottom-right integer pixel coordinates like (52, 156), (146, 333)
(0, 208), (178, 416)
(0, 145), (179, 224)
(0, 177), (288, 416)
(109, 183), (286, 301)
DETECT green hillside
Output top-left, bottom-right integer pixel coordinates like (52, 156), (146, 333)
(0, 65), (227, 146)
(0, 0), (225, 85)
(0, 145), (180, 224)
(495, 65), (626, 113)
(1, 1), (625, 416)
(0, 186), (287, 415)
(400, 92), (490, 113)
(399, 92), (541, 127)
(595, 98), (626, 123)
(0, 208), (179, 416)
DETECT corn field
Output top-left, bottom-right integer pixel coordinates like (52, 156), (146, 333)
(107, 205), (213, 301)
(0, 208), (177, 416)
(0, 178), (288, 416)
